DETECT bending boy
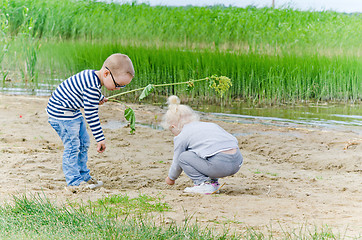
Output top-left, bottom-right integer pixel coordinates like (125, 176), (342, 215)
(47, 53), (134, 192)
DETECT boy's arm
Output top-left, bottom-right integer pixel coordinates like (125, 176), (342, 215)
(83, 87), (105, 143)
(99, 97), (108, 105)
(97, 140), (106, 153)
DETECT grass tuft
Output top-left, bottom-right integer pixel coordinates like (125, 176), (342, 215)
(0, 193), (357, 239)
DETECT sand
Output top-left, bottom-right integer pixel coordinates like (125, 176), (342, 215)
(0, 94), (361, 237)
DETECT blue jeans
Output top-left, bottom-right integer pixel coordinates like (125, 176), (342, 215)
(48, 116), (91, 186)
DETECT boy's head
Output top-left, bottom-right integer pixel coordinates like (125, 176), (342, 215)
(101, 53), (134, 90)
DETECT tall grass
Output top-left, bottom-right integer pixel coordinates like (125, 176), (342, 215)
(4, 40), (358, 103)
(0, 0), (361, 103)
(2, 0), (361, 53)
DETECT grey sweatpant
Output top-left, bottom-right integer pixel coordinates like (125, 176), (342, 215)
(178, 149), (243, 185)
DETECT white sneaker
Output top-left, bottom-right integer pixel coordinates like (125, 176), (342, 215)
(86, 178), (104, 190)
(211, 182), (221, 194)
(184, 182), (219, 194)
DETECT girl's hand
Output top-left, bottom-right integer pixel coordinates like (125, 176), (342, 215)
(165, 176), (175, 185)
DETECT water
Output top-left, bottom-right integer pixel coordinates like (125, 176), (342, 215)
(102, 120), (163, 130)
(194, 102), (362, 135)
(101, 101), (362, 136)
(0, 87), (53, 96)
(0, 83), (58, 97)
(1, 86), (361, 134)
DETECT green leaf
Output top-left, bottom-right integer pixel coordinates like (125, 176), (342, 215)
(124, 107), (136, 134)
(139, 84), (154, 100)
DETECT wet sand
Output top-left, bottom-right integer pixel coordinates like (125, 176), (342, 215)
(0, 94), (361, 237)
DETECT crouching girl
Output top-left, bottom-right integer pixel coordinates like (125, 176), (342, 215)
(162, 96), (243, 194)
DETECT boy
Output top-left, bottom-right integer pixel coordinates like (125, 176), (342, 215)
(47, 53), (134, 193)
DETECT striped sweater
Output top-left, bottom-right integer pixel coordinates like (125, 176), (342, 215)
(46, 70), (105, 142)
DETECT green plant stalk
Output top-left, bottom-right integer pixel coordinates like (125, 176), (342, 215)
(107, 98), (136, 134)
(107, 76), (228, 134)
(107, 78), (208, 99)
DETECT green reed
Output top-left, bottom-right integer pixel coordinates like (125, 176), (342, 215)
(0, 0), (361, 103)
(1, 0), (361, 53)
(17, 41), (359, 103)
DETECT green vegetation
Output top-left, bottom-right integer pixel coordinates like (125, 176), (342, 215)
(0, 2), (360, 237)
(108, 75), (232, 133)
(1, 0), (361, 51)
(0, 193), (227, 239)
(91, 193), (170, 216)
(0, 0), (361, 103)
(0, 194), (349, 239)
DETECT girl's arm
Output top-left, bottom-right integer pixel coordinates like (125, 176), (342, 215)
(165, 176), (175, 185)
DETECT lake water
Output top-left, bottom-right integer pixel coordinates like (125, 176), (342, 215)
(1, 86), (361, 135)
(193, 102), (362, 135)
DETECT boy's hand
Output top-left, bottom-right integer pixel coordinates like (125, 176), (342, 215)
(97, 140), (106, 153)
(165, 176), (175, 185)
(99, 98), (108, 105)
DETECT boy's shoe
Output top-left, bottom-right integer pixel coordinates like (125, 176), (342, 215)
(65, 178), (103, 193)
(86, 178), (104, 190)
(184, 182), (220, 195)
(65, 186), (78, 194)
(65, 181), (88, 194)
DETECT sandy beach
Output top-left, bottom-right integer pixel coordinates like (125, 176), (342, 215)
(0, 94), (361, 237)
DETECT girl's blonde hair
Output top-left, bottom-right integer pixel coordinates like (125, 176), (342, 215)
(161, 96), (199, 130)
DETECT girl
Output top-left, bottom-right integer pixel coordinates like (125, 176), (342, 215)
(162, 96), (243, 194)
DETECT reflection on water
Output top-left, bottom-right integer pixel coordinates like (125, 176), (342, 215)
(102, 120), (163, 131)
(1, 86), (361, 134)
(0, 87), (53, 96)
(0, 83), (57, 97)
(195, 102), (362, 135)
(204, 112), (362, 135)
(194, 102), (362, 125)
(101, 103), (361, 136)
